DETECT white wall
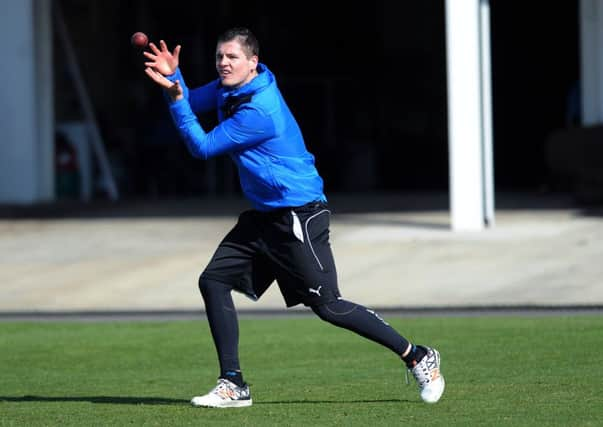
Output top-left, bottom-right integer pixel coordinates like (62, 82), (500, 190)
(0, 0), (53, 204)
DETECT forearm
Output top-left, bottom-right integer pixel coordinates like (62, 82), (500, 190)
(169, 100), (273, 160)
(169, 99), (233, 159)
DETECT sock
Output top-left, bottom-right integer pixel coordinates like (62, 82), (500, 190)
(401, 344), (427, 369)
(221, 370), (245, 387)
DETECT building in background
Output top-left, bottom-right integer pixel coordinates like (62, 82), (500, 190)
(1, 1), (593, 210)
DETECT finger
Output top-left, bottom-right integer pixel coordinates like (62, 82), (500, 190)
(143, 51), (156, 60)
(144, 67), (159, 79)
(160, 40), (168, 52)
(144, 67), (159, 82)
(149, 42), (161, 55)
(144, 67), (163, 82)
(146, 70), (171, 88)
(173, 45), (181, 60)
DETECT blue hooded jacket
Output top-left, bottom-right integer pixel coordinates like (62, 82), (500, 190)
(165, 63), (326, 211)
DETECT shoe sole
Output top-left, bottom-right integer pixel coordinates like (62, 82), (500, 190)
(421, 376), (445, 403)
(191, 399), (253, 408)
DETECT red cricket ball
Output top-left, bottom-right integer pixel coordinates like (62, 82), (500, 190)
(130, 32), (148, 48)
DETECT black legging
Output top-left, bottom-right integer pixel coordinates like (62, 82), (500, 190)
(199, 278), (410, 376)
(199, 278), (241, 375)
(311, 299), (409, 355)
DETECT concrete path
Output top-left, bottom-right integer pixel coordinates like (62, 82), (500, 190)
(1, 193), (602, 314)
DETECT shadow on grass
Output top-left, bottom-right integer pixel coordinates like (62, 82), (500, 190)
(0, 395), (187, 405)
(1, 395), (413, 405)
(256, 398), (414, 405)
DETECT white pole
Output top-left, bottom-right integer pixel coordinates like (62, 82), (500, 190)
(480, 0), (495, 226)
(446, 0), (493, 231)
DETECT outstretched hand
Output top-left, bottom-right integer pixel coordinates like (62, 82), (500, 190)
(143, 40), (181, 76)
(143, 40), (183, 101)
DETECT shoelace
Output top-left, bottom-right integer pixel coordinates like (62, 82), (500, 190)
(406, 361), (431, 387)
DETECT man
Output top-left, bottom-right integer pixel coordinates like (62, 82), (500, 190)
(143, 27), (445, 408)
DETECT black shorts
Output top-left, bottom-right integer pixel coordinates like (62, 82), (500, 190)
(200, 201), (340, 307)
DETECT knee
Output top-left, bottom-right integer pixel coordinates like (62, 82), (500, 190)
(310, 303), (329, 321)
(198, 275), (208, 295)
(198, 276), (218, 297)
(198, 276), (232, 298)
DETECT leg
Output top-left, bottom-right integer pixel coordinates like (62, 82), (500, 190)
(267, 203), (445, 403)
(191, 211), (275, 408)
(197, 211), (272, 382)
(269, 205), (415, 358)
(310, 299), (411, 356)
(198, 277), (242, 382)
(310, 299), (444, 403)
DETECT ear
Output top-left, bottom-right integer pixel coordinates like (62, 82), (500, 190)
(249, 55), (259, 69)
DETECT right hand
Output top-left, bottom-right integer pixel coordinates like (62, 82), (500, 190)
(143, 40), (181, 76)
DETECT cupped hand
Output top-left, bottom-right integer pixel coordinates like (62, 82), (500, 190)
(143, 40), (181, 76)
(144, 67), (183, 101)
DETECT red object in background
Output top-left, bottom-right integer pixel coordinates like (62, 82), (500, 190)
(55, 136), (78, 172)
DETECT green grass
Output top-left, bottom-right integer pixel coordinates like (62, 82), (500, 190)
(1, 316), (602, 426)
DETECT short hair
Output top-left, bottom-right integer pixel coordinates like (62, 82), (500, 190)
(217, 27), (259, 58)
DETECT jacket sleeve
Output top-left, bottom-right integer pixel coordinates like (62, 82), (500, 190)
(165, 68), (218, 114)
(168, 99), (275, 159)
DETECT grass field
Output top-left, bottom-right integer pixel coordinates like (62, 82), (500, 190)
(1, 315), (602, 426)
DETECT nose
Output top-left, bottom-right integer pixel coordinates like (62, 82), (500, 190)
(218, 56), (229, 67)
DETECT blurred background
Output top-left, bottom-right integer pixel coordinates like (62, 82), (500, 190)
(2, 0), (600, 207)
(3, 0), (603, 314)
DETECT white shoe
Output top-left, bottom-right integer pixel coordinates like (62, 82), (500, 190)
(410, 346), (445, 403)
(190, 378), (252, 408)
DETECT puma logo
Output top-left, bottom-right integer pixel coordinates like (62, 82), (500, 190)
(308, 286), (322, 296)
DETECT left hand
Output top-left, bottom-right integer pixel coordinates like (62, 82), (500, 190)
(144, 67), (183, 101)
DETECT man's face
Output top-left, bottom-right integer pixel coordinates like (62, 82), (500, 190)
(215, 40), (258, 89)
